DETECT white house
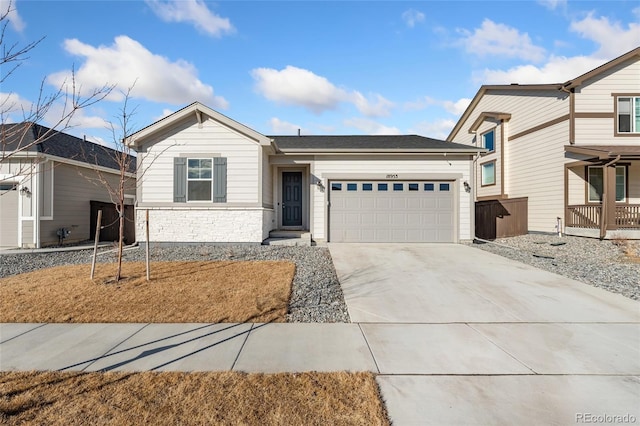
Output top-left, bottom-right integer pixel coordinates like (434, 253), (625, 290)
(448, 47), (640, 239)
(127, 103), (484, 244)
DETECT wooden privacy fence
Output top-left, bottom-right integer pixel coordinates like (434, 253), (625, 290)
(475, 197), (528, 240)
(90, 200), (135, 244)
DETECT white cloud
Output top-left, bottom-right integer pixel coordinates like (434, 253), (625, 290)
(0, 0), (25, 32)
(410, 118), (457, 140)
(251, 65), (393, 117)
(570, 12), (640, 58)
(458, 19), (546, 62)
(404, 96), (470, 116)
(474, 55), (606, 85)
(343, 118), (401, 135)
(146, 0), (234, 37)
(470, 11), (640, 86)
(0, 92), (32, 121)
(47, 36), (228, 109)
(402, 9), (425, 28)
(269, 117), (303, 135)
(537, 0), (567, 11)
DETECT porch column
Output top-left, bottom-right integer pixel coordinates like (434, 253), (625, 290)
(602, 164), (617, 236)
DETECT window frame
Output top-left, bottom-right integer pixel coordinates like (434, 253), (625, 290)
(614, 94), (640, 136)
(481, 128), (495, 152)
(480, 160), (496, 187)
(586, 165), (627, 203)
(186, 158), (214, 202)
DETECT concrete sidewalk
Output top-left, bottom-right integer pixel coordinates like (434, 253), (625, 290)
(2, 320), (639, 425)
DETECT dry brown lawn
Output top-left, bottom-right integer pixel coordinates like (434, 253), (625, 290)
(0, 370), (389, 425)
(0, 261), (295, 323)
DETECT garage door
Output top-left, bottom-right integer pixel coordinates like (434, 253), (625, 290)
(0, 183), (19, 248)
(329, 180), (455, 242)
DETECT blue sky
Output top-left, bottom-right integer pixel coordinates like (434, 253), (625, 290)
(2, 0), (639, 146)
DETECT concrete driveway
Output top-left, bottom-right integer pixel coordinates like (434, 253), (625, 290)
(329, 243), (640, 425)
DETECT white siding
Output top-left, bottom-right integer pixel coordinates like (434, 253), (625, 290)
(138, 115), (261, 204)
(575, 60), (640, 113)
(567, 167), (586, 206)
(312, 155), (474, 241)
(573, 58), (640, 144)
(262, 149), (273, 207)
(629, 162), (640, 204)
(507, 121), (570, 232)
(452, 89), (568, 147)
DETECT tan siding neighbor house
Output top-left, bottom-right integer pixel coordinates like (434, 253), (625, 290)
(448, 47), (640, 239)
(0, 123), (136, 248)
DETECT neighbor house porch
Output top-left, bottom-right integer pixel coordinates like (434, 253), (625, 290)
(564, 145), (640, 239)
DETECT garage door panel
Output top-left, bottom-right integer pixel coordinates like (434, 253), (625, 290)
(329, 180), (455, 243)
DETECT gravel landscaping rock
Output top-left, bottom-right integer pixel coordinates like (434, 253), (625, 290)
(465, 234), (640, 301)
(0, 244), (351, 323)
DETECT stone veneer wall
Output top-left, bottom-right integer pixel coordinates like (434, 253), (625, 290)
(136, 208), (273, 243)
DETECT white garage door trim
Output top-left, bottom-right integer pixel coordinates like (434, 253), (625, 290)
(328, 179), (457, 243)
(0, 182), (19, 248)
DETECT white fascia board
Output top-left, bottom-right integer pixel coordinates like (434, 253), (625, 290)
(127, 102), (271, 148)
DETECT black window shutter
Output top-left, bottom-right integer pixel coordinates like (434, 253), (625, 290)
(173, 157), (187, 202)
(213, 157), (227, 202)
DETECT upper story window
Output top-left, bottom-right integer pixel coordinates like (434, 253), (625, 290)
(482, 129), (495, 152)
(187, 158), (213, 201)
(617, 96), (640, 133)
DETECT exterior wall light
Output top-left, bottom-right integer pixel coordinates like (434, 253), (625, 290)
(463, 181), (471, 193)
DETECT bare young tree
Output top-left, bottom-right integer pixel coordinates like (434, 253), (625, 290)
(1, 1), (113, 178)
(81, 87), (138, 282)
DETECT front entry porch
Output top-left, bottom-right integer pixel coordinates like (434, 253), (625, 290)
(564, 145), (640, 239)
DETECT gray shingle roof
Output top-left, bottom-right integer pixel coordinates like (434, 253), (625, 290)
(269, 135), (482, 153)
(1, 123), (136, 172)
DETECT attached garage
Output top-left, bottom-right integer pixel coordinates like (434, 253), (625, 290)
(329, 180), (455, 242)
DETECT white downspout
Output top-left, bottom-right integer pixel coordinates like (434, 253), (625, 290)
(34, 160), (41, 248)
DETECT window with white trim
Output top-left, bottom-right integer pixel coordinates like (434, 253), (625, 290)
(617, 96), (640, 133)
(187, 158), (213, 201)
(588, 166), (626, 202)
(481, 162), (495, 186)
(482, 129), (495, 152)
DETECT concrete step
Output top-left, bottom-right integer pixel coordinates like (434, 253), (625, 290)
(262, 237), (312, 247)
(263, 231), (312, 246)
(269, 230), (311, 239)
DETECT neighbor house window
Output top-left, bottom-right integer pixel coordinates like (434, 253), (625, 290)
(617, 96), (640, 133)
(187, 158), (213, 201)
(482, 129), (495, 152)
(588, 166), (626, 202)
(481, 161), (495, 186)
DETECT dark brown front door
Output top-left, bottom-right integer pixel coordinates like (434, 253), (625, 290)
(282, 172), (303, 227)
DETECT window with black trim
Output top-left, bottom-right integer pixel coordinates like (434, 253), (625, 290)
(617, 96), (640, 133)
(408, 183), (419, 191)
(424, 183), (434, 191)
(378, 183), (388, 191)
(347, 183), (357, 191)
(439, 183), (450, 191)
(393, 183), (403, 191)
(331, 183), (342, 191)
(362, 183), (373, 191)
